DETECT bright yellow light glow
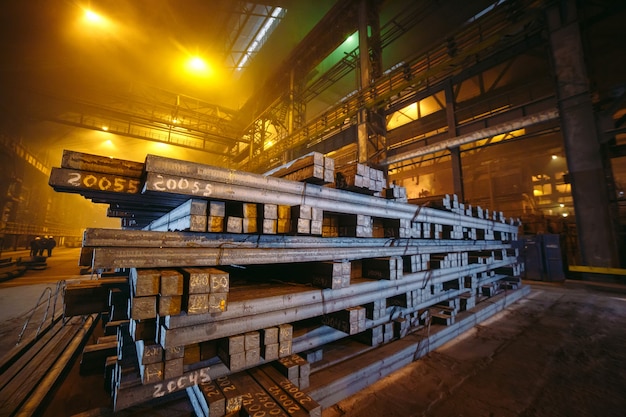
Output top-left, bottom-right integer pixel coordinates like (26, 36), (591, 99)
(552, 154), (558, 160)
(187, 56), (210, 74)
(181, 54), (217, 79)
(562, 213), (569, 217)
(102, 126), (109, 131)
(101, 139), (115, 150)
(84, 10), (103, 23)
(387, 103), (417, 130)
(556, 183), (571, 193)
(264, 139), (275, 150)
(78, 8), (116, 34)
(559, 203), (565, 208)
(386, 95), (449, 131)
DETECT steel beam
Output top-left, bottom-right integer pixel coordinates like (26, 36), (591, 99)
(383, 108), (559, 165)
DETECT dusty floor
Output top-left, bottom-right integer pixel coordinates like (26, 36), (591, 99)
(322, 281), (626, 417)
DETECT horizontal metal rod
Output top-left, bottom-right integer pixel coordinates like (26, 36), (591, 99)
(164, 258), (514, 330)
(50, 151), (519, 233)
(143, 170), (518, 233)
(144, 154), (519, 231)
(87, 243), (513, 269)
(82, 227), (510, 250)
(62, 150), (144, 177)
(143, 199), (207, 231)
(159, 259), (517, 348)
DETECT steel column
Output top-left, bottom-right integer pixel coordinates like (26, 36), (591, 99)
(446, 81), (465, 201)
(547, 1), (619, 267)
(450, 147), (465, 202)
(357, 0), (371, 163)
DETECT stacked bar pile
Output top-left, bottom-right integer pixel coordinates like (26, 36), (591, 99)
(334, 162), (385, 195)
(264, 151), (335, 185)
(52, 150), (526, 413)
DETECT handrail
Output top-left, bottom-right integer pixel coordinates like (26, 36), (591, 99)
(3, 220), (82, 237)
(16, 280), (66, 345)
(50, 280), (67, 327)
(17, 287), (51, 345)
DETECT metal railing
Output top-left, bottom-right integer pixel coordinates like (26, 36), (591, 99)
(16, 280), (66, 345)
(2, 221), (82, 238)
(246, 0), (545, 172)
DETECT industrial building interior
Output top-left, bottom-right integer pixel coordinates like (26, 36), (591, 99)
(1, 0), (625, 269)
(0, 0), (625, 416)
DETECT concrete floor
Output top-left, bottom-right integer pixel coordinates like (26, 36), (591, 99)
(322, 281), (626, 417)
(2, 250), (626, 416)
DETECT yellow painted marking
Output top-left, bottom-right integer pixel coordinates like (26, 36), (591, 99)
(568, 265), (626, 276)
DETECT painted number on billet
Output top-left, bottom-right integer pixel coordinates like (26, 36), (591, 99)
(241, 392), (284, 417)
(267, 385), (301, 414)
(67, 172), (140, 193)
(152, 368), (211, 398)
(151, 174), (213, 197)
(277, 380), (313, 405)
(190, 275), (209, 288)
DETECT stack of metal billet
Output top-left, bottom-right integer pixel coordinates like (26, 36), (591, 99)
(264, 151), (335, 185)
(385, 182), (408, 203)
(333, 162), (385, 195)
(50, 149), (527, 413)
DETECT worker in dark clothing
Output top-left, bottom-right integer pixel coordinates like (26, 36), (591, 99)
(45, 236), (57, 257)
(37, 237), (46, 256)
(30, 237), (41, 257)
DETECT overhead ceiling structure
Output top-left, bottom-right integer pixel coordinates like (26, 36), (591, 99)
(224, 2), (287, 73)
(1, 0), (624, 173)
(2, 0), (506, 166)
(0, 0), (305, 163)
(1, 0), (625, 271)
